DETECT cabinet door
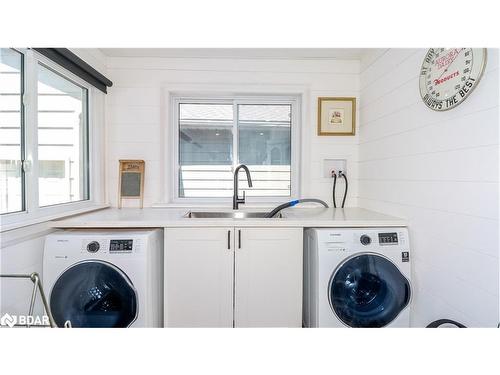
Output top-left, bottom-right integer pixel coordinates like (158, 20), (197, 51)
(234, 227), (303, 327)
(165, 227), (234, 327)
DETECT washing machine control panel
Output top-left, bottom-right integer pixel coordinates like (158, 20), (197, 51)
(109, 239), (134, 252)
(378, 232), (398, 245)
(82, 238), (140, 254)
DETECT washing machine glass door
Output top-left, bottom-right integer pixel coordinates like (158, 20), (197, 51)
(329, 253), (411, 327)
(50, 260), (138, 328)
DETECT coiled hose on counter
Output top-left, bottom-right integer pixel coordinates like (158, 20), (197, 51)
(265, 198), (329, 218)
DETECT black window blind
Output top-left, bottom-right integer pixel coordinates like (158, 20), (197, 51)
(33, 48), (112, 93)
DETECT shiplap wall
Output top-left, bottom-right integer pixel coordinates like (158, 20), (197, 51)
(359, 49), (499, 327)
(104, 57), (360, 207)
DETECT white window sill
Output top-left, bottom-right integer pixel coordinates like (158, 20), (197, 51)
(0, 204), (110, 233)
(151, 200), (292, 210)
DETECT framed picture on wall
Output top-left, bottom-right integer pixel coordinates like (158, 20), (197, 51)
(317, 97), (356, 136)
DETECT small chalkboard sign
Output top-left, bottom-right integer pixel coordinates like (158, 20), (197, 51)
(118, 160), (145, 208)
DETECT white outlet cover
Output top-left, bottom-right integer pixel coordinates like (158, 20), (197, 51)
(323, 159), (347, 178)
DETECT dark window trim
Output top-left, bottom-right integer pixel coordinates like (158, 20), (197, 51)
(33, 48), (112, 93)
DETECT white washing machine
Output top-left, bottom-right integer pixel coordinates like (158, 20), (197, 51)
(43, 229), (163, 328)
(304, 227), (411, 328)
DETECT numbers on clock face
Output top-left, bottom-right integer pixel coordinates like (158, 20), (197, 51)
(424, 48), (470, 99)
(419, 48), (487, 111)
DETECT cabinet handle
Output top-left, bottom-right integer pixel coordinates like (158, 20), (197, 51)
(227, 230), (231, 250)
(238, 229), (241, 249)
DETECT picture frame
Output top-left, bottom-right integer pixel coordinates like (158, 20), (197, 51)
(317, 97), (356, 136)
(118, 160), (145, 208)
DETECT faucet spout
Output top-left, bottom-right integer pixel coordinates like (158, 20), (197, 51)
(233, 164), (253, 210)
(243, 166), (253, 188)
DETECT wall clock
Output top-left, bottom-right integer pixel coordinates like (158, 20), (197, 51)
(419, 48), (487, 111)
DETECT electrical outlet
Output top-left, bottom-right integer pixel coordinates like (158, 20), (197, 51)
(323, 159), (347, 178)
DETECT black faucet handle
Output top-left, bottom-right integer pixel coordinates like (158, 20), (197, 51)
(236, 190), (246, 205)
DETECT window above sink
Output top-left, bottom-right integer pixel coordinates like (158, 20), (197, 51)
(169, 94), (301, 205)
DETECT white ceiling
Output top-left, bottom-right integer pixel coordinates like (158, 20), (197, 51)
(99, 48), (366, 60)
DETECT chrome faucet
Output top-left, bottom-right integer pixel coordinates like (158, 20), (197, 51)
(233, 164), (253, 210)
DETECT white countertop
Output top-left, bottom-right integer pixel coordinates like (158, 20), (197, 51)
(50, 207), (406, 228)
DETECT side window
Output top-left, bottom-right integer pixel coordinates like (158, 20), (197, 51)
(37, 64), (89, 207)
(0, 48), (24, 214)
(1, 48), (96, 225)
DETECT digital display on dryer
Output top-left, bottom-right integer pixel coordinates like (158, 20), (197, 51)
(109, 239), (133, 252)
(378, 232), (398, 245)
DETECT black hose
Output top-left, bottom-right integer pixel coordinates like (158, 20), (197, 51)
(332, 173), (337, 208)
(266, 198), (329, 218)
(426, 319), (466, 328)
(339, 172), (348, 208)
(298, 198), (328, 207)
(266, 202), (294, 219)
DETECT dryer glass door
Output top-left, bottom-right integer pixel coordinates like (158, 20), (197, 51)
(329, 254), (410, 327)
(50, 261), (138, 328)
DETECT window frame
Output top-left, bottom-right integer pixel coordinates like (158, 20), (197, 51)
(1, 48), (100, 229)
(0, 48), (26, 215)
(35, 59), (90, 208)
(170, 94), (301, 205)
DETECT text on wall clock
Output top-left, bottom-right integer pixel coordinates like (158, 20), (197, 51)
(419, 48), (487, 111)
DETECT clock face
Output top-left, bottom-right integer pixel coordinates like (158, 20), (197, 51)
(419, 48), (487, 111)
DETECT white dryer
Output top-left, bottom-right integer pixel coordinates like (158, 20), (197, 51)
(304, 227), (411, 328)
(43, 229), (163, 328)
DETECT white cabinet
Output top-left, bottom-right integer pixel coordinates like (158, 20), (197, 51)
(164, 227), (234, 327)
(235, 227), (303, 327)
(164, 227), (303, 327)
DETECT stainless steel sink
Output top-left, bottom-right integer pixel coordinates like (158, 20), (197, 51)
(184, 211), (282, 219)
